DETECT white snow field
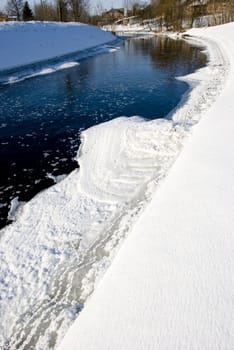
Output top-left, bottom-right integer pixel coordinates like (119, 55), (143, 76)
(57, 23), (234, 350)
(0, 21), (115, 71)
(0, 22), (231, 349)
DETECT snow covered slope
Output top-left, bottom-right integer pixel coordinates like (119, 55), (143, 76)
(0, 21), (115, 71)
(0, 21), (232, 350)
(58, 23), (234, 350)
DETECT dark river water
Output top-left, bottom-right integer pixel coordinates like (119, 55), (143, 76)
(0, 36), (206, 228)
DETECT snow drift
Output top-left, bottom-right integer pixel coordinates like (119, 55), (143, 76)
(0, 21), (115, 71)
(58, 23), (234, 350)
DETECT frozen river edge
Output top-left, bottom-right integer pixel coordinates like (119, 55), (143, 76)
(0, 23), (231, 349)
(58, 24), (234, 350)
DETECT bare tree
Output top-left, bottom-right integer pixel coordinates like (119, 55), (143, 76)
(6, 0), (23, 20)
(94, 1), (104, 16)
(67, 0), (89, 21)
(34, 0), (57, 21)
(57, 0), (68, 21)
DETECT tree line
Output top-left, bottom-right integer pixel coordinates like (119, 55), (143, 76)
(89, 0), (234, 29)
(1, 0), (234, 29)
(3, 0), (89, 22)
(148, 0), (234, 30)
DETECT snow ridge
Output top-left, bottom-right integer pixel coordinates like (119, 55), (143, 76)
(0, 21), (115, 71)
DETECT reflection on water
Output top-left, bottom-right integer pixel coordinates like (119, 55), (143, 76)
(0, 36), (206, 228)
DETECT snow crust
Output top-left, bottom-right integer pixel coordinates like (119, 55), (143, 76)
(0, 21), (115, 71)
(3, 61), (80, 84)
(0, 22), (231, 350)
(57, 23), (234, 349)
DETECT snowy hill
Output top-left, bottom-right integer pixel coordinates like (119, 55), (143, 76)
(0, 21), (115, 71)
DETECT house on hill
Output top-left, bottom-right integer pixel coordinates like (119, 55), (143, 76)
(0, 14), (18, 21)
(189, 0), (208, 16)
(101, 8), (125, 24)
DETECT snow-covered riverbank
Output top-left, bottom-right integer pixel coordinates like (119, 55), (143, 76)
(0, 21), (232, 349)
(58, 23), (234, 349)
(0, 21), (115, 71)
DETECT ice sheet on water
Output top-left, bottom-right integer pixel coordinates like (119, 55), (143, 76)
(3, 62), (79, 85)
(7, 197), (25, 221)
(47, 173), (67, 184)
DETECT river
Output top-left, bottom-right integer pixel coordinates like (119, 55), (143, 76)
(0, 35), (206, 228)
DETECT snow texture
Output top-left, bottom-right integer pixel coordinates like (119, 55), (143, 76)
(0, 21), (115, 71)
(58, 23), (234, 350)
(0, 21), (232, 350)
